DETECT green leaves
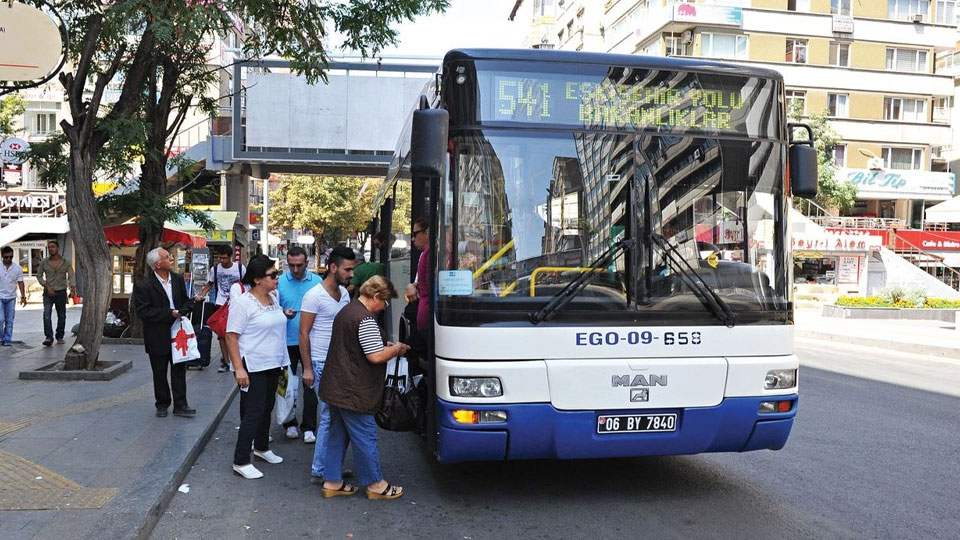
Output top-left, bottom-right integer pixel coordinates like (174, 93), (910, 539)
(788, 101), (857, 214)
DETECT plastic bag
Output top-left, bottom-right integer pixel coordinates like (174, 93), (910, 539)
(275, 365), (299, 425)
(170, 317), (201, 364)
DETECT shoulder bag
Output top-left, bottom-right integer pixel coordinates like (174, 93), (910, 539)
(206, 282), (245, 337)
(375, 356), (420, 432)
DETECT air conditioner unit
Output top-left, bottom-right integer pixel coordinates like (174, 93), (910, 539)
(681, 30), (693, 44)
(867, 157), (884, 171)
(911, 13), (924, 23)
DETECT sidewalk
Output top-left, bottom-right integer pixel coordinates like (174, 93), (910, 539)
(0, 334), (236, 540)
(794, 308), (960, 358)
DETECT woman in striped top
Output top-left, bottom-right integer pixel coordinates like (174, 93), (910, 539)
(318, 275), (410, 500)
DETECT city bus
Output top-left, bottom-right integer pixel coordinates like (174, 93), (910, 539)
(371, 49), (817, 463)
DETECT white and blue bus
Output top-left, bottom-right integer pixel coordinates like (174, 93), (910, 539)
(371, 49), (818, 463)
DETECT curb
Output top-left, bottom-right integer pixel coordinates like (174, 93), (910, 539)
(796, 330), (960, 359)
(133, 357), (237, 540)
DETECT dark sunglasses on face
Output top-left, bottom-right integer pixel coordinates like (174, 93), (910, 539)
(412, 229), (426, 237)
(265, 271), (280, 279)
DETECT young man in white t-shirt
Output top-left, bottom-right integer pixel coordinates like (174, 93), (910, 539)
(195, 247), (244, 372)
(299, 246), (356, 484)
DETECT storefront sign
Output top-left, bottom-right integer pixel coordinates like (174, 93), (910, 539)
(832, 15), (854, 33)
(837, 256), (860, 284)
(673, 3), (742, 26)
(825, 228), (960, 252)
(186, 229), (233, 242)
(0, 138), (30, 166)
(838, 168), (956, 200)
(792, 232), (882, 252)
(0, 191), (61, 212)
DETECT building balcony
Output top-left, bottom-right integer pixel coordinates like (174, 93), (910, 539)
(746, 61), (954, 97)
(825, 119), (952, 147)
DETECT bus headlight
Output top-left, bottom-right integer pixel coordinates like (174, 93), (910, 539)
(764, 369), (797, 389)
(450, 377), (503, 397)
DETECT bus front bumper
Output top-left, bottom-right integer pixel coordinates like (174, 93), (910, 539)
(435, 396), (797, 463)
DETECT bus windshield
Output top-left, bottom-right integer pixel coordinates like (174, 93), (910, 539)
(437, 129), (789, 326)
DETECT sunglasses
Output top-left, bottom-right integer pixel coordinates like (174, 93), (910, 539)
(412, 229), (426, 237)
(265, 271), (280, 279)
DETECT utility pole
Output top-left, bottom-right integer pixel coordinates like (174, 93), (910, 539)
(261, 176), (269, 255)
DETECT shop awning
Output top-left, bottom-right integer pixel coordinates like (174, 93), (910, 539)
(925, 195), (960, 223)
(104, 224), (207, 249)
(167, 211), (240, 244)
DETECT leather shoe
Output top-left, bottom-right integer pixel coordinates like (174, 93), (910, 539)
(156, 409), (169, 418)
(172, 407), (196, 418)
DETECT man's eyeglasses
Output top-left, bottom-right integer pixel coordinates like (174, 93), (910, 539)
(412, 229), (426, 238)
(265, 271), (280, 279)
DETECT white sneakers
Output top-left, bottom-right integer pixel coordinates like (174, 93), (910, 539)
(285, 426), (299, 439)
(232, 464), (263, 479)
(253, 449), (283, 464)
(303, 431), (316, 444)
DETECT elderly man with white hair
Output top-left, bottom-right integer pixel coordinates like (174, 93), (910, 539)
(133, 247), (196, 418)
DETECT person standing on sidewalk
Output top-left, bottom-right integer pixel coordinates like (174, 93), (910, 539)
(133, 248), (196, 419)
(36, 240), (76, 346)
(195, 246), (244, 372)
(225, 256), (292, 479)
(277, 246), (321, 443)
(0, 247), (27, 347)
(347, 232), (390, 299)
(300, 246), (355, 485)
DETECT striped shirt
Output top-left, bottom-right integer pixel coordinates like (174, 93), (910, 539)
(357, 317), (384, 355)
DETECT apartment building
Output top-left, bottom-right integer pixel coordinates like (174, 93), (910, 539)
(512, 0), (959, 229)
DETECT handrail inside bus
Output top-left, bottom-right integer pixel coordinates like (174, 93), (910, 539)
(473, 238), (515, 279)
(529, 267), (608, 297)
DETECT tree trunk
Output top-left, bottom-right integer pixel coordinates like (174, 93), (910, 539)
(64, 148), (112, 369)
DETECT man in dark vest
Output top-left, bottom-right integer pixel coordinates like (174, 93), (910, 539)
(133, 247), (196, 418)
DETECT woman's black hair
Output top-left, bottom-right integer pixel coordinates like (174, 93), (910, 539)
(241, 256), (276, 286)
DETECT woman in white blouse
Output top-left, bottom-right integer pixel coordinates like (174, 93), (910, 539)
(225, 256), (295, 479)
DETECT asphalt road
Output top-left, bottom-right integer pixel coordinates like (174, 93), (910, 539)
(150, 340), (960, 540)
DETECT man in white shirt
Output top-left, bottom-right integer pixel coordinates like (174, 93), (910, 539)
(0, 246), (26, 347)
(299, 246), (356, 484)
(195, 246), (244, 372)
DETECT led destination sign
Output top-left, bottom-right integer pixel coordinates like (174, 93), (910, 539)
(482, 70), (774, 136)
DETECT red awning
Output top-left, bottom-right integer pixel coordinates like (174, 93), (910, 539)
(103, 224), (207, 249)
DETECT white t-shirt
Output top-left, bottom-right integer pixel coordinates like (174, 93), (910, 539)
(229, 282), (276, 304)
(0, 262), (24, 300)
(225, 292), (289, 373)
(300, 284), (350, 366)
(208, 263), (243, 305)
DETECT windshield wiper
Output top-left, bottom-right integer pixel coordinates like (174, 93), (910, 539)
(529, 238), (636, 325)
(650, 233), (736, 328)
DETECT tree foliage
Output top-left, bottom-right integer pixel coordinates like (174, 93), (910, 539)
(788, 100), (857, 214)
(0, 96), (26, 138)
(269, 175), (385, 245)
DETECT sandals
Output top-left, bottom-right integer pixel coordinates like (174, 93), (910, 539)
(322, 481), (359, 498)
(366, 483), (403, 500)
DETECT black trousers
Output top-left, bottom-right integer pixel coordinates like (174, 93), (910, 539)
(149, 353), (187, 410)
(282, 345), (317, 432)
(234, 365), (281, 466)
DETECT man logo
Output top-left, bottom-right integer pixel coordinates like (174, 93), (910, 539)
(630, 388), (649, 402)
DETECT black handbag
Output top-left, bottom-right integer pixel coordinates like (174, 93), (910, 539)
(375, 357), (420, 432)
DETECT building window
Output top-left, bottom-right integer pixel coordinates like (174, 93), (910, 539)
(788, 0), (811, 11)
(832, 0), (852, 15)
(32, 113), (57, 135)
(936, 0), (956, 23)
(886, 47), (928, 73)
(833, 144), (847, 166)
(884, 97), (927, 121)
(888, 0), (930, 20)
(534, 0), (556, 17)
(828, 93), (849, 117)
(934, 96), (952, 123)
(829, 42), (850, 66)
(701, 33), (747, 59)
(665, 35), (686, 56)
(786, 39), (808, 64)
(882, 147), (923, 170)
(786, 89), (807, 115)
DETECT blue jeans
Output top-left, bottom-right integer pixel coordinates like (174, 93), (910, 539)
(310, 360), (331, 478)
(42, 289), (67, 340)
(0, 298), (15, 344)
(323, 405), (383, 487)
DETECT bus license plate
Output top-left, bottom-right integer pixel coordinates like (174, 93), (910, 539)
(597, 414), (677, 434)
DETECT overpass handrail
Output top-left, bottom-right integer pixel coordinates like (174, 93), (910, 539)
(892, 230), (960, 288)
(811, 216), (906, 230)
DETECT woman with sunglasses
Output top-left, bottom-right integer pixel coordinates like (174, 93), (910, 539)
(225, 256), (294, 479)
(319, 275), (410, 500)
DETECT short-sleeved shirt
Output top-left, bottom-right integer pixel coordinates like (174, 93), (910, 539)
(349, 262), (385, 290)
(0, 262), (24, 300)
(277, 270), (321, 346)
(208, 263), (243, 305)
(300, 284), (350, 366)
(225, 292), (289, 372)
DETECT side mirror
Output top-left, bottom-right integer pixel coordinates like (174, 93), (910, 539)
(410, 96), (449, 178)
(788, 123), (818, 199)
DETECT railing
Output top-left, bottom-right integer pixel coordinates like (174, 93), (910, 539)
(168, 117), (211, 155)
(795, 198), (836, 220)
(810, 216), (907, 230)
(892, 231), (960, 290)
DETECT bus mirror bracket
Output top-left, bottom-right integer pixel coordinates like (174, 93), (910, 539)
(788, 122), (818, 199)
(410, 96), (449, 179)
